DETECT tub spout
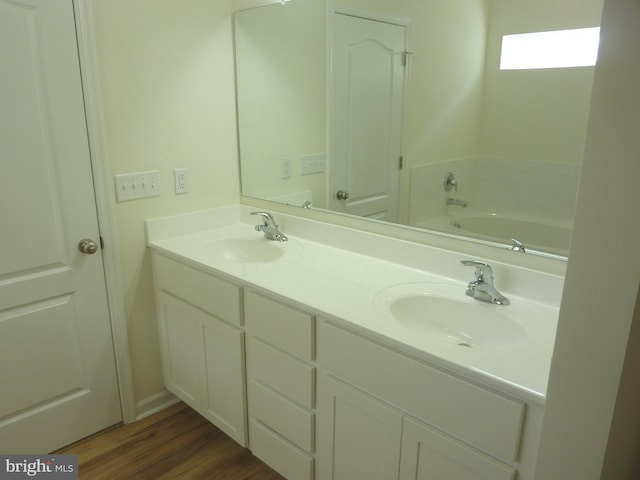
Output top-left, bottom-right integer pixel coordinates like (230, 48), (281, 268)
(447, 198), (468, 208)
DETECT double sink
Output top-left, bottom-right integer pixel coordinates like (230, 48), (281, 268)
(204, 223), (539, 351)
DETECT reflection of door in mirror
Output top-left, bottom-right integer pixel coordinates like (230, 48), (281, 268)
(330, 13), (408, 222)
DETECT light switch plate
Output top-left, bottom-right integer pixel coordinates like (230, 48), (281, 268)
(300, 153), (325, 175)
(114, 170), (160, 202)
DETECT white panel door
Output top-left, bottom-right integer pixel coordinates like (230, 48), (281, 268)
(0, 0), (121, 453)
(330, 13), (407, 221)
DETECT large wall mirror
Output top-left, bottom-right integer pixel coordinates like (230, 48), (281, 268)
(234, 0), (604, 259)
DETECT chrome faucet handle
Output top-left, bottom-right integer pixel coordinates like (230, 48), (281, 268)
(444, 172), (458, 192)
(461, 260), (493, 284)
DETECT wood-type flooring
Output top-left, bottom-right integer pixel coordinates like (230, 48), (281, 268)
(56, 401), (284, 479)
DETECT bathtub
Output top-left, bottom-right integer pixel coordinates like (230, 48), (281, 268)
(415, 209), (572, 256)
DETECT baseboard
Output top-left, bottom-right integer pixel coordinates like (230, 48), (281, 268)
(134, 389), (179, 422)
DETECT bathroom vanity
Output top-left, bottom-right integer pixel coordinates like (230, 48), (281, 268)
(146, 205), (561, 480)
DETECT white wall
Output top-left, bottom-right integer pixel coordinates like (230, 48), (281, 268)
(91, 0), (240, 407)
(480, 0), (603, 164)
(235, 0), (326, 206)
(533, 0), (640, 477)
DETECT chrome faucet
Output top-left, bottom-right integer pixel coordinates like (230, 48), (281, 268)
(509, 238), (526, 253)
(461, 260), (510, 306)
(251, 211), (288, 242)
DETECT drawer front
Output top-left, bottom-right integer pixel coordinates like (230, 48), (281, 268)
(247, 337), (315, 409)
(318, 320), (524, 461)
(245, 291), (314, 361)
(249, 380), (314, 453)
(249, 420), (314, 480)
(154, 254), (241, 326)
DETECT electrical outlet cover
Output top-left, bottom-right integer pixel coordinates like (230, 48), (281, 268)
(174, 168), (189, 194)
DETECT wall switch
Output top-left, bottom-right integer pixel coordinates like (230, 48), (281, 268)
(281, 157), (292, 179)
(174, 168), (189, 194)
(300, 153), (325, 175)
(114, 170), (160, 202)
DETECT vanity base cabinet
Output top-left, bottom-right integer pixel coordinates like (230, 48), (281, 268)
(150, 250), (543, 480)
(316, 374), (402, 480)
(153, 254), (247, 447)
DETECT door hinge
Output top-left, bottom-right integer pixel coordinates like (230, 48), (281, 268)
(100, 236), (105, 249)
(402, 51), (413, 67)
(399, 156), (404, 169)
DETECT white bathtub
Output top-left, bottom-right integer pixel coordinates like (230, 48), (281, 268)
(415, 209), (572, 256)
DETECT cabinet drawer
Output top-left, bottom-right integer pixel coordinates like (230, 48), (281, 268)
(250, 420), (314, 480)
(154, 254), (241, 326)
(318, 320), (524, 461)
(249, 379), (314, 453)
(247, 337), (315, 409)
(245, 291), (314, 361)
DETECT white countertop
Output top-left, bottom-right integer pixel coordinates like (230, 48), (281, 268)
(146, 205), (562, 405)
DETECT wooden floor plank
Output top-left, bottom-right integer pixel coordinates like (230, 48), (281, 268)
(56, 402), (284, 480)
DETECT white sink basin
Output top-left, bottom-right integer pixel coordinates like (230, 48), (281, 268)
(203, 228), (302, 263)
(374, 283), (528, 349)
(206, 237), (285, 262)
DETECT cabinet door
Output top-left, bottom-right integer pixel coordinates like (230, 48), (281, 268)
(399, 418), (516, 480)
(157, 292), (205, 409)
(317, 374), (402, 480)
(157, 291), (247, 446)
(203, 316), (247, 446)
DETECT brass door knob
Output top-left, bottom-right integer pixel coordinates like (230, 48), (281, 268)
(336, 190), (350, 200)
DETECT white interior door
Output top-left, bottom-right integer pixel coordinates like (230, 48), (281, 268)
(330, 13), (407, 221)
(0, 0), (122, 453)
